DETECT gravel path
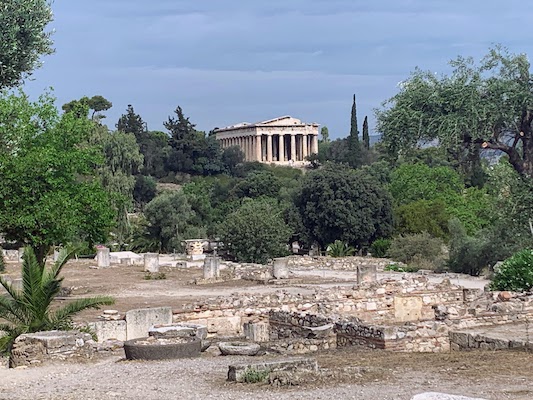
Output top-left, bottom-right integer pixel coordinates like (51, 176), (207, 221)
(1, 351), (531, 400)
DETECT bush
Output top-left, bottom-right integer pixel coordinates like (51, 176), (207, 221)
(369, 238), (391, 258)
(447, 218), (493, 276)
(387, 232), (446, 271)
(0, 250), (4, 272)
(219, 198), (292, 264)
(326, 240), (355, 257)
(491, 249), (533, 292)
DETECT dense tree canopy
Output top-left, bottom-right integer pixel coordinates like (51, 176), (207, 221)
(377, 46), (533, 179)
(0, 92), (113, 262)
(294, 163), (394, 249)
(219, 198), (291, 264)
(0, 0), (54, 89)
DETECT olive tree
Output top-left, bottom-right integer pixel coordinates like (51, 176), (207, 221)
(0, 0), (54, 89)
(377, 46), (533, 179)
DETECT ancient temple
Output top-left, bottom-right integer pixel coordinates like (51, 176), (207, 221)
(214, 116), (319, 165)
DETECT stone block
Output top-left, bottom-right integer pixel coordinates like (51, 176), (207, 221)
(207, 316), (242, 335)
(144, 253), (159, 273)
(148, 323), (207, 340)
(243, 321), (270, 342)
(89, 320), (127, 342)
(272, 258), (289, 279)
(228, 358), (318, 382)
(126, 307), (173, 340)
(11, 331), (94, 368)
(394, 296), (423, 322)
(96, 247), (110, 268)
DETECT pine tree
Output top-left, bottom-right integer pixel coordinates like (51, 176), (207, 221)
(117, 105), (146, 143)
(362, 116), (370, 150)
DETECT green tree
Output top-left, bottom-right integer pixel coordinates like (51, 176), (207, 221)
(377, 46), (533, 179)
(221, 146), (245, 175)
(142, 191), (205, 252)
(219, 198), (292, 264)
(165, 106), (223, 176)
(389, 163), (491, 235)
(362, 116), (370, 150)
(0, 92), (114, 263)
(0, 247), (114, 354)
(294, 163), (394, 250)
(231, 170), (281, 200)
(320, 126), (330, 143)
(99, 130), (144, 247)
(133, 175), (157, 209)
(347, 94), (361, 167)
(0, 0), (54, 89)
(62, 95), (113, 121)
(491, 249), (533, 292)
(395, 199), (450, 239)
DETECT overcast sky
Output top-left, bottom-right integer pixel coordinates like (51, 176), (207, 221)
(24, 0), (533, 138)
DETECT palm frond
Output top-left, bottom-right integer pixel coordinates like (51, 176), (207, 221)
(0, 275), (24, 303)
(20, 247), (44, 310)
(0, 296), (28, 325)
(48, 296), (114, 329)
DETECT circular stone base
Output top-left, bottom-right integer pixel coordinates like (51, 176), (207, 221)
(124, 337), (201, 360)
(218, 341), (261, 356)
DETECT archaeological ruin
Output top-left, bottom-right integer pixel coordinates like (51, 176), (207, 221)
(214, 116), (320, 165)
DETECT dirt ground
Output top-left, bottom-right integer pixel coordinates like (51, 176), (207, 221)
(0, 348), (532, 400)
(1, 259), (532, 399)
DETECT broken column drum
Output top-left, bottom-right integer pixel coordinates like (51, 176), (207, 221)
(144, 253), (159, 273)
(203, 256), (220, 279)
(96, 247), (110, 268)
(272, 257), (289, 279)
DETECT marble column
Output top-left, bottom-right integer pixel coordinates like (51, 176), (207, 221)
(290, 134), (296, 162)
(278, 134), (285, 162)
(255, 135), (262, 161)
(302, 134), (309, 159)
(312, 134), (319, 154)
(267, 134), (273, 162)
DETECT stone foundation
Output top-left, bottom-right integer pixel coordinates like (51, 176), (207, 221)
(10, 331), (94, 367)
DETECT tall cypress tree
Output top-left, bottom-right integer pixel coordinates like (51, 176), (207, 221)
(350, 94), (359, 141)
(362, 116), (370, 150)
(346, 94), (361, 167)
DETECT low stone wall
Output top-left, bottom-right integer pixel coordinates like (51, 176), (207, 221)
(286, 255), (391, 271)
(269, 337), (337, 354)
(173, 277), (467, 335)
(10, 331), (94, 367)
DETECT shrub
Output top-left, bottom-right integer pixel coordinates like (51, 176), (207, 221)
(219, 198), (292, 264)
(447, 218), (493, 276)
(369, 239), (391, 258)
(326, 240), (356, 257)
(491, 249), (533, 292)
(387, 232), (446, 271)
(242, 368), (270, 383)
(0, 250), (4, 272)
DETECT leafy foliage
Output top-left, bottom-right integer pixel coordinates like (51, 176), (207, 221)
(219, 198), (292, 264)
(377, 46), (533, 179)
(369, 238), (391, 258)
(294, 163), (394, 249)
(395, 199), (450, 239)
(0, 92), (114, 263)
(0, 247), (114, 354)
(447, 218), (492, 276)
(387, 232), (446, 271)
(326, 240), (355, 257)
(141, 191), (205, 253)
(0, 0), (54, 89)
(491, 249), (533, 292)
